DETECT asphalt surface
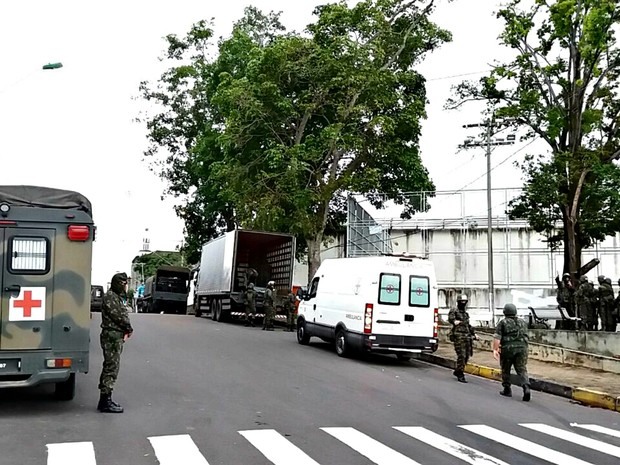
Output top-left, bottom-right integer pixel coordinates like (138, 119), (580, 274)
(1, 312), (619, 465)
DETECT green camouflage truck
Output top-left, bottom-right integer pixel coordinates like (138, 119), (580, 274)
(0, 185), (94, 400)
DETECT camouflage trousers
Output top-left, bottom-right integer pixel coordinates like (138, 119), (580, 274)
(453, 337), (470, 374)
(98, 330), (124, 395)
(263, 305), (275, 328)
(286, 307), (296, 328)
(244, 305), (256, 320)
(500, 346), (529, 388)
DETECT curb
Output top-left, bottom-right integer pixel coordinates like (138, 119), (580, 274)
(420, 353), (620, 413)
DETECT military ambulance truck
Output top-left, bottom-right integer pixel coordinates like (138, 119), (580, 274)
(142, 265), (190, 314)
(0, 185), (94, 400)
(193, 230), (295, 322)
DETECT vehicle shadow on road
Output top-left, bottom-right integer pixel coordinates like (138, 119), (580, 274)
(0, 386), (87, 417)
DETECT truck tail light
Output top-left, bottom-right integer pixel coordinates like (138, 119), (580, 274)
(364, 303), (373, 334)
(67, 225), (90, 241)
(433, 308), (439, 338)
(46, 358), (72, 368)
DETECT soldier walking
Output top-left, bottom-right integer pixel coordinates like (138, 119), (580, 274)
(284, 290), (296, 332)
(599, 276), (616, 331)
(262, 280), (276, 331)
(493, 303), (531, 402)
(448, 294), (477, 383)
(97, 272), (133, 413)
(244, 282), (256, 327)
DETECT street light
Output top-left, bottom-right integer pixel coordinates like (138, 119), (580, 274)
(42, 62), (63, 70)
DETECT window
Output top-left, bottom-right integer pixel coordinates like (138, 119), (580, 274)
(10, 237), (49, 273)
(308, 277), (319, 299)
(409, 275), (430, 307)
(378, 273), (401, 305)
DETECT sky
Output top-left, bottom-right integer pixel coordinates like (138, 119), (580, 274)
(0, 0), (544, 286)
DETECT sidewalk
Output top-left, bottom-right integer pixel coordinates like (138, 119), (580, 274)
(422, 344), (620, 412)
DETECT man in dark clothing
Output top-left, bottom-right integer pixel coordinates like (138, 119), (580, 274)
(599, 276), (616, 331)
(262, 280), (276, 331)
(575, 276), (596, 330)
(493, 303), (530, 401)
(284, 290), (296, 332)
(556, 273), (575, 328)
(98, 272), (133, 413)
(244, 282), (256, 327)
(448, 294), (477, 383)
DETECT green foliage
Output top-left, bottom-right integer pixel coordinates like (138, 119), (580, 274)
(139, 1), (450, 276)
(451, 0), (620, 273)
(131, 251), (185, 281)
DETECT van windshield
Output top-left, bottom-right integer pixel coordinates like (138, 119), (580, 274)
(409, 275), (430, 307)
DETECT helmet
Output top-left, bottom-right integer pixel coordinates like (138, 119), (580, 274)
(503, 303), (517, 316)
(562, 273), (570, 279)
(267, 280), (275, 287)
(598, 275), (606, 284)
(457, 294), (468, 302)
(248, 282), (254, 289)
(579, 275), (588, 283)
(605, 277), (612, 285)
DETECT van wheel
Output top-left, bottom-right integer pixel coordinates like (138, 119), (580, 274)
(397, 354), (412, 362)
(335, 329), (349, 357)
(54, 373), (76, 401)
(297, 321), (310, 345)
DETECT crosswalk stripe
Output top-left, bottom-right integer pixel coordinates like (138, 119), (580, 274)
(321, 427), (421, 465)
(460, 425), (595, 465)
(47, 442), (96, 465)
(570, 423), (620, 439)
(394, 426), (509, 465)
(148, 434), (209, 465)
(521, 423), (620, 458)
(239, 429), (321, 465)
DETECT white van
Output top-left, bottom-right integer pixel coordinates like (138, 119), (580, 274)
(296, 255), (439, 360)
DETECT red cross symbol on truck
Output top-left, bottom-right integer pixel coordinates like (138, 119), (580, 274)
(14, 290), (43, 318)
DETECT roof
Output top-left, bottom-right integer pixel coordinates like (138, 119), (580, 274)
(0, 185), (92, 218)
(157, 265), (191, 274)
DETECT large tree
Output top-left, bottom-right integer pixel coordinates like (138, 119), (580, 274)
(451, 0), (620, 276)
(140, 0), (451, 278)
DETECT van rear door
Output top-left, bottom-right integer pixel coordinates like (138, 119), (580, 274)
(0, 228), (54, 350)
(373, 271), (433, 337)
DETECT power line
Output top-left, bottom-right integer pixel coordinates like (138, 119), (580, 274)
(427, 69), (491, 82)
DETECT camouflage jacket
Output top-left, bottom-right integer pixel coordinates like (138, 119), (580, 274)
(244, 288), (256, 310)
(264, 288), (274, 308)
(283, 292), (295, 311)
(101, 289), (133, 334)
(598, 283), (614, 309)
(494, 316), (528, 349)
(448, 308), (475, 336)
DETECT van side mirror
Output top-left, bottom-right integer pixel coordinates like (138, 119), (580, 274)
(297, 287), (308, 300)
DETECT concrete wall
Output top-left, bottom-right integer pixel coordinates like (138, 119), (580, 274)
(528, 330), (620, 358)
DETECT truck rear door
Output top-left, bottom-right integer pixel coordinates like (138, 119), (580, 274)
(1, 228), (54, 350)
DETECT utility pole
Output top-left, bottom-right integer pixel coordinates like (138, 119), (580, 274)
(462, 117), (515, 323)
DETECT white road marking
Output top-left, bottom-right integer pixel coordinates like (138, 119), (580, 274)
(321, 427), (422, 465)
(395, 426), (510, 464)
(239, 429), (320, 465)
(47, 442), (96, 465)
(148, 434), (210, 465)
(521, 423), (620, 458)
(570, 423), (620, 439)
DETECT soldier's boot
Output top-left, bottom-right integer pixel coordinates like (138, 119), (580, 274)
(522, 384), (531, 402)
(500, 385), (512, 397)
(97, 393), (124, 413)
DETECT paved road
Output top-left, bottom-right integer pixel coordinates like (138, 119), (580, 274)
(1, 313), (619, 465)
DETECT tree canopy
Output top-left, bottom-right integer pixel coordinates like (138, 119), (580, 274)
(132, 251), (185, 282)
(450, 0), (620, 276)
(139, 0), (451, 279)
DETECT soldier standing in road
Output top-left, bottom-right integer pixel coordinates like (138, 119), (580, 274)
(98, 272), (133, 413)
(262, 280), (276, 331)
(244, 282), (256, 327)
(448, 294), (477, 383)
(493, 303), (531, 401)
(284, 290), (296, 332)
(599, 276), (616, 331)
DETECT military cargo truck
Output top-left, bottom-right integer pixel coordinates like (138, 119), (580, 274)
(0, 185), (94, 400)
(142, 265), (190, 314)
(193, 230), (295, 321)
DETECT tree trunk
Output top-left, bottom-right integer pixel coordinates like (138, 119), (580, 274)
(564, 211), (582, 277)
(306, 232), (323, 283)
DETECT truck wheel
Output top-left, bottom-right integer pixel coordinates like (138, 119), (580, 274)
(215, 300), (223, 321)
(335, 329), (349, 357)
(210, 299), (217, 321)
(297, 321), (310, 345)
(54, 373), (76, 401)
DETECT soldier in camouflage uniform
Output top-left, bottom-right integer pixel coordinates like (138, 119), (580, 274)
(262, 280), (276, 331)
(493, 303), (530, 401)
(555, 273), (575, 329)
(599, 276), (616, 331)
(97, 272), (133, 413)
(244, 282), (256, 327)
(284, 290), (296, 332)
(448, 294), (477, 383)
(575, 276), (595, 330)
